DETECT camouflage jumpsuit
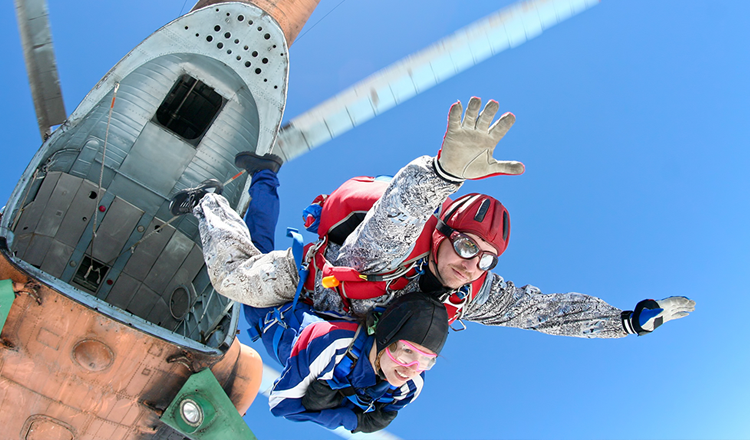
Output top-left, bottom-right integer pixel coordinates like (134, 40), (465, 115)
(194, 155), (629, 339)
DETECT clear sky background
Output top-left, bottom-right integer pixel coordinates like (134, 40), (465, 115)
(2, 1), (749, 439)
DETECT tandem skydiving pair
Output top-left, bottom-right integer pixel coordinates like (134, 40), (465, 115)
(170, 97), (695, 433)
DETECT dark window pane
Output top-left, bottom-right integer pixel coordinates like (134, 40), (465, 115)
(155, 75), (224, 141)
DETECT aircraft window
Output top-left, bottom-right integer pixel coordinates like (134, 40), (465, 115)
(155, 75), (224, 142)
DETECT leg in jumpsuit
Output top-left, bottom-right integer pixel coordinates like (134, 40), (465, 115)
(240, 169), (320, 366)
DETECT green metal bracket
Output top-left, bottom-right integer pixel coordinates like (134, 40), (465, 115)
(160, 368), (258, 440)
(0, 279), (15, 334)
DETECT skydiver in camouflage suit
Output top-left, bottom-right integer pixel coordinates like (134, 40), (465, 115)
(172, 97), (695, 339)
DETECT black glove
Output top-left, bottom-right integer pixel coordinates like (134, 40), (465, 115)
(301, 380), (345, 411)
(353, 407), (398, 433)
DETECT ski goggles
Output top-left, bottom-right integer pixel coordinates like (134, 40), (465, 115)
(448, 230), (498, 271)
(385, 340), (438, 372)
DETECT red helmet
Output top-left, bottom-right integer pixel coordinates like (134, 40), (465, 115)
(431, 194), (510, 263)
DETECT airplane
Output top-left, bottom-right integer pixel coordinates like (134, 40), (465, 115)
(1, 0), (599, 439)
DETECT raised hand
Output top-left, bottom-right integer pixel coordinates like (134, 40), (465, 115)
(435, 97), (525, 181)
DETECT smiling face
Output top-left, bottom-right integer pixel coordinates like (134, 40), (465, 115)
(371, 341), (436, 387)
(429, 232), (498, 289)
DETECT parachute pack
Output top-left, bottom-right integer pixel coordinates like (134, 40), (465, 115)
(300, 176), (440, 306)
(303, 175), (392, 241)
(299, 175), (494, 326)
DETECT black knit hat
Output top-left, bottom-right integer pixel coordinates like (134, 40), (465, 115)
(375, 292), (449, 355)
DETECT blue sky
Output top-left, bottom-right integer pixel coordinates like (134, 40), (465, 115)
(2, 1), (749, 439)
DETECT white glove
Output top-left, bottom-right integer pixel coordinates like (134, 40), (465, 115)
(629, 296), (696, 334)
(435, 97), (525, 181)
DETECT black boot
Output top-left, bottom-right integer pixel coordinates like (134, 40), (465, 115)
(169, 179), (223, 216)
(234, 152), (283, 174)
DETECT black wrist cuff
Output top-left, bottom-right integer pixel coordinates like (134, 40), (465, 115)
(631, 299), (660, 336)
(432, 157), (464, 184)
(620, 310), (636, 335)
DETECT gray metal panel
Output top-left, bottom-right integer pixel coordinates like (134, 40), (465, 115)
(35, 172), (82, 237)
(119, 122), (196, 197)
(13, 0), (66, 138)
(162, 245), (206, 301)
(122, 220), (176, 281)
(191, 266), (212, 299)
(146, 297), (177, 330)
(90, 197), (144, 263)
(143, 231), (194, 295)
(92, 212), (161, 301)
(12, 232), (32, 259)
(22, 234), (52, 267)
(40, 240), (74, 278)
(55, 179), (104, 247)
(69, 138), (100, 178)
(83, 165), (116, 195)
(11, 171), (61, 239)
(43, 148), (80, 174)
(58, 191), (116, 283)
(106, 173), (165, 218)
(177, 215), (200, 242)
(106, 272), (140, 310)
(12, 207), (39, 259)
(126, 283), (160, 320)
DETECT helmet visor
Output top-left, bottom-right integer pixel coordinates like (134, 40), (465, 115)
(450, 231), (498, 271)
(385, 340), (438, 372)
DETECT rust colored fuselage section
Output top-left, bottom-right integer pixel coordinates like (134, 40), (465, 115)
(191, 0), (320, 44)
(0, 252), (262, 440)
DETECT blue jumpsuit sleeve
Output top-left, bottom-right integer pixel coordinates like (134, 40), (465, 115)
(268, 321), (360, 431)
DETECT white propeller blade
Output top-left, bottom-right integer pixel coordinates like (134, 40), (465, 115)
(270, 0), (598, 161)
(14, 0), (66, 140)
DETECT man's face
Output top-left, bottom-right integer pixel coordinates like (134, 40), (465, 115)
(430, 232), (497, 289)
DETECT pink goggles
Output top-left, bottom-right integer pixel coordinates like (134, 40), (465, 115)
(385, 340), (438, 372)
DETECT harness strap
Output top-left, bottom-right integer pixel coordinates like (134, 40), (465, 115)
(286, 228), (308, 330)
(330, 326), (363, 381)
(246, 230), (310, 360)
(326, 326), (363, 391)
(325, 326), (396, 412)
(271, 322), (285, 364)
(247, 321), (261, 341)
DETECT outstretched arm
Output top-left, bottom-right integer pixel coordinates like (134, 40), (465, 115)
(335, 156), (459, 274)
(463, 274), (695, 338)
(337, 97), (522, 273)
(621, 296), (696, 335)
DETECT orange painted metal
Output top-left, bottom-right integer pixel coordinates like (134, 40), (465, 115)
(0, 251), (261, 439)
(210, 336), (264, 415)
(191, 0), (321, 45)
